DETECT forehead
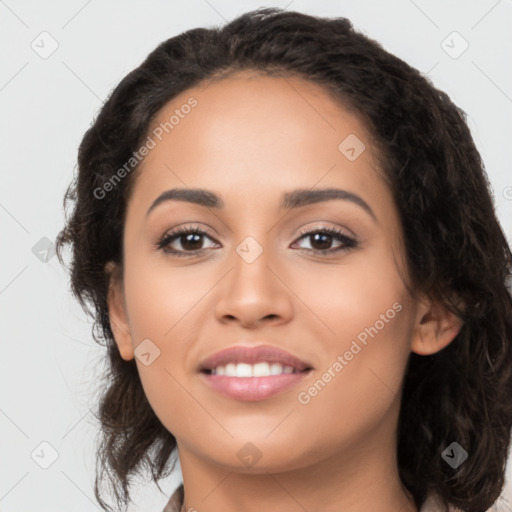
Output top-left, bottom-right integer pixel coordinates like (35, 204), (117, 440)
(130, 71), (389, 215)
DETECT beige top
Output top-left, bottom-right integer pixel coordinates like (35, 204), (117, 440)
(161, 484), (463, 512)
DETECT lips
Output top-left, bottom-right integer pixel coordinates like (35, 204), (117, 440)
(198, 344), (313, 373)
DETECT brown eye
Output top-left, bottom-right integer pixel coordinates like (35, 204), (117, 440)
(292, 227), (357, 255)
(157, 227), (218, 256)
(156, 225), (357, 258)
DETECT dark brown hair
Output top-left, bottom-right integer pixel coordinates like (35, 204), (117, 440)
(55, 8), (512, 512)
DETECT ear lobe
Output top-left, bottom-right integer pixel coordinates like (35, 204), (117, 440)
(105, 261), (134, 361)
(411, 296), (463, 356)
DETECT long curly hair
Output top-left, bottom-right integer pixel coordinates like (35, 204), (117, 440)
(55, 8), (512, 512)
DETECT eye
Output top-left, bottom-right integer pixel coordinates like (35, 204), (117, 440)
(291, 226), (357, 255)
(156, 225), (218, 257)
(156, 225), (358, 257)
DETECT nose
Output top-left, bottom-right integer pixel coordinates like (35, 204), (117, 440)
(214, 241), (294, 329)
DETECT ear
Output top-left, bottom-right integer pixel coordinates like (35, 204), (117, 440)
(105, 261), (134, 361)
(411, 295), (463, 356)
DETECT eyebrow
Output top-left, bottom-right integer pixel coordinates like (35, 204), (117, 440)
(146, 187), (377, 222)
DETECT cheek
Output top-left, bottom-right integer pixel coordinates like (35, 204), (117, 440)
(121, 251), (218, 430)
(123, 250), (214, 343)
(290, 242), (409, 350)
(292, 297), (413, 454)
(291, 248), (414, 416)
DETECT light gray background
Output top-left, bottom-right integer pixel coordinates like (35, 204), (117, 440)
(1, 1), (511, 510)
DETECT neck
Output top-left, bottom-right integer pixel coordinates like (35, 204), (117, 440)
(176, 416), (417, 512)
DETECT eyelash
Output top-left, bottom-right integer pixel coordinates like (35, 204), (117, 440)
(156, 224), (358, 258)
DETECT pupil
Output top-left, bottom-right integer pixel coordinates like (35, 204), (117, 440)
(312, 233), (331, 250)
(182, 233), (202, 250)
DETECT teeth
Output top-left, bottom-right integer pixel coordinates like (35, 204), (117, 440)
(211, 362), (297, 377)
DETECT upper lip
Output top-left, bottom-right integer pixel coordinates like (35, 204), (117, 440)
(198, 344), (313, 372)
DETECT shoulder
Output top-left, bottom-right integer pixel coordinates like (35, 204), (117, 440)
(420, 492), (467, 512)
(162, 483), (184, 512)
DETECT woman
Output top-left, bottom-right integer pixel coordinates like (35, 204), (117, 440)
(56, 8), (512, 512)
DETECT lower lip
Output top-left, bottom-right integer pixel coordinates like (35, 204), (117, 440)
(200, 371), (311, 401)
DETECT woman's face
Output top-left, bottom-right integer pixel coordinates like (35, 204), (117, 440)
(109, 71), (438, 474)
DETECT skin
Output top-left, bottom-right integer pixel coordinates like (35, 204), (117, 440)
(107, 71), (462, 512)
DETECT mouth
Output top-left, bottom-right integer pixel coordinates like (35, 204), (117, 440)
(202, 361), (307, 377)
(198, 344), (313, 401)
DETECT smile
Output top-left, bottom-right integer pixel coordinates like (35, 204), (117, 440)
(200, 370), (311, 401)
(205, 362), (300, 377)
